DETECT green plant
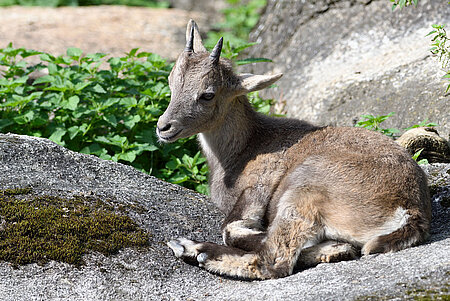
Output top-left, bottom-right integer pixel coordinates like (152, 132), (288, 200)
(355, 113), (438, 138)
(390, 0), (418, 10)
(159, 152), (209, 195)
(412, 148), (429, 165)
(220, 41), (272, 66)
(0, 44), (207, 192)
(206, 0), (267, 47)
(404, 119), (438, 131)
(427, 24), (450, 92)
(355, 112), (400, 138)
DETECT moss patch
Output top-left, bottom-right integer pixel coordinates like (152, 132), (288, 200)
(0, 188), (150, 267)
(355, 282), (449, 300)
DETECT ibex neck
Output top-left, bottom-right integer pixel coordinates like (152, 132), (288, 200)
(198, 96), (259, 168)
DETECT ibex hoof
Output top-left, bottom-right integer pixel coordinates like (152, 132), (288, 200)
(197, 252), (208, 264)
(167, 239), (185, 258)
(167, 237), (202, 260)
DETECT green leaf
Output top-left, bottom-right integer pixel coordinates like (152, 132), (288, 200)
(233, 42), (258, 54)
(40, 53), (55, 62)
(67, 125), (81, 140)
(195, 184), (209, 195)
(169, 173), (189, 184)
(123, 115), (141, 129)
(95, 135), (127, 147)
(182, 154), (194, 168)
(119, 97), (137, 108)
(74, 82), (91, 92)
(236, 58), (273, 65)
(0, 119), (14, 131)
(13, 110), (35, 125)
(128, 48), (139, 57)
(92, 84), (106, 94)
(80, 143), (108, 156)
(61, 95), (79, 110)
(117, 151), (137, 163)
(33, 75), (55, 85)
(48, 128), (67, 145)
(103, 115), (117, 127)
(67, 47), (82, 58)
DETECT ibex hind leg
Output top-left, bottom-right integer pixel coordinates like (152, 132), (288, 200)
(362, 209), (430, 255)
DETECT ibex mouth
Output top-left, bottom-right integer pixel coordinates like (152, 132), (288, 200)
(157, 129), (183, 143)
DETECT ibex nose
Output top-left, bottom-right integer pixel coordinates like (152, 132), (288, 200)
(157, 122), (171, 133)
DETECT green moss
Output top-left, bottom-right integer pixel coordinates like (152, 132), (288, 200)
(406, 286), (450, 300)
(0, 187), (32, 196)
(0, 188), (150, 267)
(355, 283), (449, 300)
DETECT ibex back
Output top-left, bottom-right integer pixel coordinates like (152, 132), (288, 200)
(157, 20), (431, 279)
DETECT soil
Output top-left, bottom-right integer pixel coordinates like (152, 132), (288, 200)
(0, 5), (209, 61)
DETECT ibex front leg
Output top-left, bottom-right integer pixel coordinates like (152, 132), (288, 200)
(221, 190), (268, 252)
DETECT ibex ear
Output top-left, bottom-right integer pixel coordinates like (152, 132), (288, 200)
(186, 19), (207, 53)
(236, 73), (283, 95)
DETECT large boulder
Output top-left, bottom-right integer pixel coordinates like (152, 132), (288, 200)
(0, 6), (208, 61)
(0, 133), (448, 300)
(249, 0), (450, 137)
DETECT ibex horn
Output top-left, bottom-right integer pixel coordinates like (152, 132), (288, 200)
(210, 37), (223, 63)
(185, 24), (195, 53)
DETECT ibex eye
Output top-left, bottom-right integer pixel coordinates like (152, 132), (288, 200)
(200, 92), (215, 101)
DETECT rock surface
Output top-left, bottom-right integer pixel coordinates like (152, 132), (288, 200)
(249, 0), (450, 137)
(0, 133), (448, 300)
(396, 127), (450, 163)
(0, 5), (208, 61)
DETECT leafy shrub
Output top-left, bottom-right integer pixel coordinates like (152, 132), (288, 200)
(0, 44), (208, 192)
(390, 0), (418, 10)
(355, 112), (437, 139)
(355, 112), (400, 138)
(427, 24), (450, 92)
(392, 1), (450, 92)
(205, 0), (267, 47)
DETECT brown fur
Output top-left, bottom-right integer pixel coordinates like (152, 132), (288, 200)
(159, 20), (432, 279)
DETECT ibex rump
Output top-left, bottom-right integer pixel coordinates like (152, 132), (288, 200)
(157, 20), (431, 279)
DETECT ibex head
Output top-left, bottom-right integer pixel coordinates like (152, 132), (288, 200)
(156, 20), (282, 143)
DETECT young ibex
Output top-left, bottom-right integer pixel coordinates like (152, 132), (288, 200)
(157, 20), (431, 279)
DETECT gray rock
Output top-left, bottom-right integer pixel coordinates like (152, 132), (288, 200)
(0, 133), (448, 300)
(248, 0), (450, 137)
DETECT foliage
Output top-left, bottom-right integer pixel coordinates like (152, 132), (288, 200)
(412, 148), (429, 165)
(404, 119), (438, 131)
(0, 0), (168, 7)
(355, 112), (438, 138)
(0, 44), (208, 192)
(392, 0), (450, 92)
(355, 112), (439, 165)
(427, 24), (450, 93)
(248, 90), (283, 117)
(220, 41), (272, 66)
(206, 0), (267, 47)
(0, 188), (149, 266)
(355, 112), (400, 138)
(390, 0), (418, 11)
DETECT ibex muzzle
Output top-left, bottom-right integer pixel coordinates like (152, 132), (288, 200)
(158, 20), (431, 280)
